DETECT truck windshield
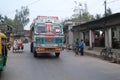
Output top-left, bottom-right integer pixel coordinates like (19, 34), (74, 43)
(51, 24), (62, 33)
(35, 24), (47, 34)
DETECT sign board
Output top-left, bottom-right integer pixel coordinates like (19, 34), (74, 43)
(33, 16), (59, 23)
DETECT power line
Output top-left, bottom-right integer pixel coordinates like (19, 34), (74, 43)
(103, 0), (120, 11)
(107, 0), (120, 4)
(105, 0), (120, 13)
(26, 0), (41, 6)
(5, 0), (41, 16)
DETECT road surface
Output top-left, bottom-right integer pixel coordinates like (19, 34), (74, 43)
(0, 43), (120, 80)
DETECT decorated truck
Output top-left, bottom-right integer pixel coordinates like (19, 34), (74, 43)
(30, 16), (64, 57)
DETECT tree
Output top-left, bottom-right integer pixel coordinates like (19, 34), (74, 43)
(71, 11), (94, 22)
(95, 14), (101, 20)
(3, 16), (15, 26)
(103, 8), (112, 17)
(14, 6), (30, 28)
(80, 12), (94, 22)
(71, 2), (94, 22)
(0, 14), (4, 24)
(106, 8), (112, 16)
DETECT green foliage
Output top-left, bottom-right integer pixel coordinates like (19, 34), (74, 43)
(0, 14), (15, 27)
(14, 6), (30, 27)
(103, 8), (112, 17)
(95, 14), (101, 20)
(0, 14), (4, 24)
(67, 3), (95, 23)
(106, 8), (112, 16)
(71, 12), (94, 22)
(3, 16), (15, 26)
(81, 12), (94, 22)
(0, 6), (30, 30)
(64, 2), (112, 23)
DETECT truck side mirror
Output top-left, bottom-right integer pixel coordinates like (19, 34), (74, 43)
(32, 27), (34, 31)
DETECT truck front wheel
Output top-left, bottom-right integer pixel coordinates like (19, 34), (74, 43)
(0, 68), (3, 72)
(55, 53), (60, 57)
(34, 51), (37, 57)
(30, 42), (33, 53)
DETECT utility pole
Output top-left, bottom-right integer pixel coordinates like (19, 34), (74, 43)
(74, 1), (83, 22)
(104, 0), (109, 47)
(79, 3), (82, 23)
(84, 3), (88, 13)
(104, 0), (107, 17)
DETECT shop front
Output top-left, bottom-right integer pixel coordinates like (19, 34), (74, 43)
(94, 30), (105, 47)
(112, 26), (120, 49)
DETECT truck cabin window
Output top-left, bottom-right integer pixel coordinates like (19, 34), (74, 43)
(52, 24), (62, 33)
(35, 25), (47, 34)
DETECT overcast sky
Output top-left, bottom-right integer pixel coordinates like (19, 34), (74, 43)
(0, 0), (120, 30)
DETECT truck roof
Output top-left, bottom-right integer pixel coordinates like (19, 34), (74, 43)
(33, 16), (59, 23)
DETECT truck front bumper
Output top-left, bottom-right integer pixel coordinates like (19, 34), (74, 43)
(35, 47), (62, 53)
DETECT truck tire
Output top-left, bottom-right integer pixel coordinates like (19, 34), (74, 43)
(30, 42), (33, 53)
(0, 68), (3, 72)
(34, 51), (37, 57)
(12, 49), (14, 53)
(55, 53), (60, 57)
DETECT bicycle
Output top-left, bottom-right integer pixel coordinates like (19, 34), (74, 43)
(73, 46), (80, 55)
(100, 47), (113, 60)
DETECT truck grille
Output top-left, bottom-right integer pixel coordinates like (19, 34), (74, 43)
(46, 38), (53, 43)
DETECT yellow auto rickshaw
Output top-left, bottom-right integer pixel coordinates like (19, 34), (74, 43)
(0, 33), (8, 71)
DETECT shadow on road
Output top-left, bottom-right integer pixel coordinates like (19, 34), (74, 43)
(0, 71), (2, 79)
(35, 53), (60, 59)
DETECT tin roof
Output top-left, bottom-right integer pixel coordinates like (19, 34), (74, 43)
(73, 13), (120, 30)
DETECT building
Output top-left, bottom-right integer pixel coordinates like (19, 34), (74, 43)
(0, 24), (13, 41)
(64, 22), (82, 49)
(65, 13), (120, 49)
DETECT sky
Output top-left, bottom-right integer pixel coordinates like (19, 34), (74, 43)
(0, 0), (120, 30)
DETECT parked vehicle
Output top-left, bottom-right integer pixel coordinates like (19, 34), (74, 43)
(0, 33), (8, 71)
(13, 39), (24, 53)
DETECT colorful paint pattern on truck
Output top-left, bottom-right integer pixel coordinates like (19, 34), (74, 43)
(30, 16), (64, 57)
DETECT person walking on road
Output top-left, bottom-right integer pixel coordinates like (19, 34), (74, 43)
(79, 40), (85, 56)
(13, 39), (18, 49)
